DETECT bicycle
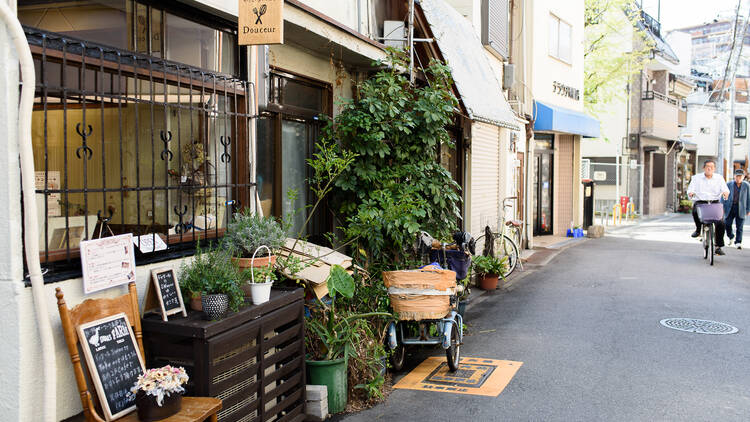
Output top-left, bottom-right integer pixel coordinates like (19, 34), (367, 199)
(474, 196), (522, 278)
(696, 201), (723, 266)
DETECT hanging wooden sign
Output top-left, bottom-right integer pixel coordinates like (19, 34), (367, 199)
(77, 313), (145, 421)
(144, 267), (187, 321)
(239, 0), (284, 45)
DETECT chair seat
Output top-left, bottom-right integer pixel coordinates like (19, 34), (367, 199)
(119, 397), (222, 422)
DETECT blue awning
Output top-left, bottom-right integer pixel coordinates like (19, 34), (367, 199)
(533, 101), (600, 138)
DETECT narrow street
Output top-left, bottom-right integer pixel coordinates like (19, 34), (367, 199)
(338, 215), (750, 422)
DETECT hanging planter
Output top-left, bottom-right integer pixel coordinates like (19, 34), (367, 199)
(247, 245), (275, 305)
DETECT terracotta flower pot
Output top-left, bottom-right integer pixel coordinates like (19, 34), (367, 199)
(189, 294), (202, 311)
(135, 389), (182, 421)
(233, 254), (276, 269)
(479, 274), (499, 290)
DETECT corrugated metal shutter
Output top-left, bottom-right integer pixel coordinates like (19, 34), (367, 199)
(555, 135), (574, 236)
(470, 123), (501, 236)
(481, 0), (509, 59)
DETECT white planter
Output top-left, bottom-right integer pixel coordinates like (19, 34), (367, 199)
(249, 281), (274, 305)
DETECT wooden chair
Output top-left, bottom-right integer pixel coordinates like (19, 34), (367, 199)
(56, 282), (222, 422)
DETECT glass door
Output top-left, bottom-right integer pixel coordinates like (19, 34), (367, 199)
(534, 136), (554, 236)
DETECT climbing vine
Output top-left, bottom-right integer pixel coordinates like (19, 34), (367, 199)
(319, 49), (462, 268)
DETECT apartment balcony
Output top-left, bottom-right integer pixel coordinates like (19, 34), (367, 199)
(640, 91), (681, 140)
(678, 108), (687, 127)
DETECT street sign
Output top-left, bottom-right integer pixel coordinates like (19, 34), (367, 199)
(239, 0), (283, 45)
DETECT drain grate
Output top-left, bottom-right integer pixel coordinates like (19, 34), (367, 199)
(660, 318), (739, 335)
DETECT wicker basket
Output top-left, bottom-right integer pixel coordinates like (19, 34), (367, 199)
(383, 268), (456, 321)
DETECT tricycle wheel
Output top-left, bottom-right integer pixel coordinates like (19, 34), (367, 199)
(390, 344), (406, 371)
(446, 325), (460, 372)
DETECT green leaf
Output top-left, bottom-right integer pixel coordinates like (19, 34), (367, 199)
(327, 265), (355, 298)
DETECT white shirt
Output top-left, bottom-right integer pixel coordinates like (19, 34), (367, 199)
(687, 173), (729, 201)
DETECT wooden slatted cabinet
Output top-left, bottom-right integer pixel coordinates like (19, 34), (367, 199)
(142, 288), (306, 422)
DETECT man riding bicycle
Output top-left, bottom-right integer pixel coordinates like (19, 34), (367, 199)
(687, 159), (729, 255)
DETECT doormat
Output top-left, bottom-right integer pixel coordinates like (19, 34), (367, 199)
(393, 356), (522, 396)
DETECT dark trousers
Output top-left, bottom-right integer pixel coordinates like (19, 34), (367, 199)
(692, 201), (726, 247)
(725, 203), (744, 244)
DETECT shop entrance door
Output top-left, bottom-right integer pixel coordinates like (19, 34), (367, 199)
(533, 136), (554, 235)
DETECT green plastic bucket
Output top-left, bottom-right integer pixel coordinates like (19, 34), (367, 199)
(306, 357), (347, 414)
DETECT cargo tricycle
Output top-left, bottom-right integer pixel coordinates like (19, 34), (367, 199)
(384, 232), (473, 372)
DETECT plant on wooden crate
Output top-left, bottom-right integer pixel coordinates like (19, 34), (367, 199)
(224, 210), (285, 268)
(179, 245), (243, 318)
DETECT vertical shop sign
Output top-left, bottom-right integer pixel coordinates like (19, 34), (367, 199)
(239, 0), (283, 45)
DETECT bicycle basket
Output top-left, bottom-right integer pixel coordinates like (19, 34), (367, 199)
(697, 202), (723, 223)
(429, 249), (471, 280)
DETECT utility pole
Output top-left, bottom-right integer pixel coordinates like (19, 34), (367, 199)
(408, 0), (415, 84)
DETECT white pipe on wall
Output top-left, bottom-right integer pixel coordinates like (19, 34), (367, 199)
(0, 2), (56, 421)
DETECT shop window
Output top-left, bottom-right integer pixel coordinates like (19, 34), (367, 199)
(549, 14), (572, 63)
(258, 72), (332, 243)
(652, 153), (666, 187)
(23, 22), (251, 276)
(735, 117), (747, 138)
(19, 0), (237, 75)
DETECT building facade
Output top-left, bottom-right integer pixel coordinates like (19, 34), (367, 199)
(0, 0), (396, 420)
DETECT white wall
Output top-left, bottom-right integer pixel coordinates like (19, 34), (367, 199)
(444, 0), (482, 37)
(665, 30), (693, 77)
(685, 105), (720, 157)
(530, 0), (584, 112)
(0, 0), (23, 419)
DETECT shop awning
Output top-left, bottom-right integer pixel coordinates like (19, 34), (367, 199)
(419, 0), (520, 130)
(533, 101), (600, 138)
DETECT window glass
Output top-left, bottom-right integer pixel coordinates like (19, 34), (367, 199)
(166, 13), (237, 75)
(559, 20), (572, 62)
(736, 117), (747, 138)
(257, 116), (275, 217)
(652, 153), (666, 187)
(281, 120), (308, 236)
(548, 15), (559, 58)
(18, 0), (129, 49)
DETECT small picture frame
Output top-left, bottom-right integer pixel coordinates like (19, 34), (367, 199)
(146, 267), (187, 321)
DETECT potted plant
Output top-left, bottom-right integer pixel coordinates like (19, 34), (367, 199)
(472, 255), (508, 290)
(130, 365), (189, 421)
(456, 276), (470, 317)
(180, 246), (244, 319)
(246, 265), (277, 305)
(223, 209), (285, 269)
(305, 266), (392, 414)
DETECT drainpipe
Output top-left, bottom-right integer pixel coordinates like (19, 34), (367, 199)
(0, 2), (56, 421)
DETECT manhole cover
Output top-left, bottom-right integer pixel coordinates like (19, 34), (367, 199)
(660, 318), (738, 335)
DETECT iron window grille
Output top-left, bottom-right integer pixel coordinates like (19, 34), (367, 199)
(24, 27), (255, 279)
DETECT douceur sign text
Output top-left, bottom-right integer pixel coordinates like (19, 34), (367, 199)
(239, 0), (283, 45)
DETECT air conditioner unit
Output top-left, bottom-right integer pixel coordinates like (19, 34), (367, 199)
(383, 21), (406, 49)
(503, 63), (515, 90)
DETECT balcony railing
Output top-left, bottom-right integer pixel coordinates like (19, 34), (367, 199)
(642, 90), (678, 105)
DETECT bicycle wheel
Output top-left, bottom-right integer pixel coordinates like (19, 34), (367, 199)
(445, 324), (460, 372)
(498, 235), (520, 278)
(702, 226), (709, 259)
(709, 225), (715, 266)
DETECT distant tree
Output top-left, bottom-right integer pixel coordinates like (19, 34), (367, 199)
(584, 0), (654, 116)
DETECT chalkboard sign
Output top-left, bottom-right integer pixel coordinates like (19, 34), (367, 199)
(77, 313), (145, 421)
(147, 267), (187, 321)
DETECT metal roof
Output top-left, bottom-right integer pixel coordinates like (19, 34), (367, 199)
(419, 0), (520, 130)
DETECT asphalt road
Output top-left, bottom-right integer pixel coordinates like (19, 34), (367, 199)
(336, 214), (750, 422)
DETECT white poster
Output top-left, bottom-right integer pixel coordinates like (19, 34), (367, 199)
(80, 233), (137, 294)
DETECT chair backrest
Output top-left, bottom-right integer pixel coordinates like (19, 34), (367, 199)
(56, 282), (144, 422)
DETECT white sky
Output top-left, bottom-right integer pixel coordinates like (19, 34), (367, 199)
(640, 0), (748, 31)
